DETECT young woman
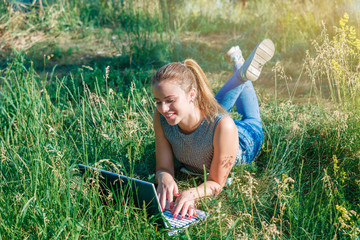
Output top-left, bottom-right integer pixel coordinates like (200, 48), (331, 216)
(152, 39), (275, 219)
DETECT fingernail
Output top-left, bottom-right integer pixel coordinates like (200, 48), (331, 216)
(181, 216), (184, 219)
(161, 207), (164, 211)
(189, 216), (192, 220)
(173, 214), (177, 219)
(174, 193), (180, 197)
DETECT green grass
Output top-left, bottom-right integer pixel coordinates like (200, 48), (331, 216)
(1, 0), (360, 239)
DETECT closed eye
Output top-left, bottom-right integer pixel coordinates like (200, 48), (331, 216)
(154, 98), (175, 106)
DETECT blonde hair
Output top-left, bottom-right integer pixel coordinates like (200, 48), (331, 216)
(152, 59), (227, 120)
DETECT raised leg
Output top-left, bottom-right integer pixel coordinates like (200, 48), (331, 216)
(215, 70), (246, 112)
(235, 81), (261, 123)
(217, 39), (276, 164)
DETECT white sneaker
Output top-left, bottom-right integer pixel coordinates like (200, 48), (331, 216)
(226, 45), (245, 70)
(239, 39), (275, 82)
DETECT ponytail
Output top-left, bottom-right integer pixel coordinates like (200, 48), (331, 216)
(183, 59), (227, 119)
(152, 59), (227, 120)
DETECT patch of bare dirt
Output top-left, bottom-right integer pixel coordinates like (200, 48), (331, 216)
(178, 32), (233, 50)
(0, 11), (52, 52)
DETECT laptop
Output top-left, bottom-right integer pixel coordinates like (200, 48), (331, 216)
(77, 164), (208, 235)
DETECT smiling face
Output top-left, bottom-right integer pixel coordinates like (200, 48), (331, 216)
(153, 79), (195, 126)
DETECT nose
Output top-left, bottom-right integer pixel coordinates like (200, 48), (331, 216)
(159, 102), (169, 114)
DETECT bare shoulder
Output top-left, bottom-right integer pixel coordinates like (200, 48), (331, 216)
(213, 115), (238, 146)
(216, 115), (237, 133)
(213, 115), (238, 147)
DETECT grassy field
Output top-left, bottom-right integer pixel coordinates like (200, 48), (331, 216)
(1, 0), (360, 239)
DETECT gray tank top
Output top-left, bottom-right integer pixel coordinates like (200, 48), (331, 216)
(159, 113), (242, 173)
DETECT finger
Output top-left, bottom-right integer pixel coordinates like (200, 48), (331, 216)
(172, 198), (184, 218)
(160, 190), (167, 211)
(172, 193), (181, 213)
(180, 202), (190, 220)
(174, 192), (181, 204)
(173, 184), (179, 197)
(167, 188), (173, 210)
(188, 208), (194, 220)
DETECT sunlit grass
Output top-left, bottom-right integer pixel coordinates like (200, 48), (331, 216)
(0, 0), (360, 239)
(304, 13), (360, 111)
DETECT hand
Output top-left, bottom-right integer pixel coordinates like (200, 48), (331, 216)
(156, 171), (179, 211)
(171, 189), (198, 220)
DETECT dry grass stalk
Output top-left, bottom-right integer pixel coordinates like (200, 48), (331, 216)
(0, 8), (52, 52)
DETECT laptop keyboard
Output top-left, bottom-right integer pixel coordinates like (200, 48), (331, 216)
(162, 209), (208, 236)
(163, 210), (197, 228)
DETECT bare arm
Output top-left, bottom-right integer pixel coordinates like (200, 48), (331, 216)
(172, 116), (239, 217)
(208, 115), (239, 187)
(153, 110), (179, 210)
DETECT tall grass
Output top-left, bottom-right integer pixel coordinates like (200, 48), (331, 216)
(305, 13), (360, 111)
(1, 0), (360, 239)
(0, 53), (158, 238)
(2, 0), (358, 70)
(1, 53), (359, 239)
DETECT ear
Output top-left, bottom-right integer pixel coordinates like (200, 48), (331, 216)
(189, 88), (197, 102)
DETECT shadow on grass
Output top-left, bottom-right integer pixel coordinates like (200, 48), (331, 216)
(1, 34), (233, 80)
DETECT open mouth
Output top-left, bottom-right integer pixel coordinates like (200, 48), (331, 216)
(165, 113), (175, 119)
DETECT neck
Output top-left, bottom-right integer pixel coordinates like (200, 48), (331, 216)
(178, 107), (204, 134)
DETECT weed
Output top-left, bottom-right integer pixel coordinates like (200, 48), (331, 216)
(1, 1), (360, 239)
(305, 13), (360, 111)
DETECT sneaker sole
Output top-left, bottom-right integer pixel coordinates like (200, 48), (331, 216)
(243, 39), (275, 81)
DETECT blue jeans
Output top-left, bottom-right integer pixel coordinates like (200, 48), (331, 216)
(215, 70), (264, 164)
